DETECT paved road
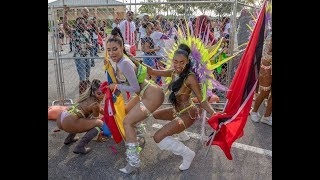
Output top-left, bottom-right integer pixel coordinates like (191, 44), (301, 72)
(48, 102), (272, 180)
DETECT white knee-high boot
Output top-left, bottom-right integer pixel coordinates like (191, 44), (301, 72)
(157, 136), (195, 170)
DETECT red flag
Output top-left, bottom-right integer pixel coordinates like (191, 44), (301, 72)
(207, 4), (267, 160)
(100, 81), (123, 144)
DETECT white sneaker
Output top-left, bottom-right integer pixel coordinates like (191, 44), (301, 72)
(260, 116), (272, 126)
(250, 111), (261, 123)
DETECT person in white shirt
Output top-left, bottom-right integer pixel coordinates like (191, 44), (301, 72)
(150, 20), (170, 59)
(151, 20), (171, 85)
(138, 14), (150, 50)
(119, 11), (137, 56)
(221, 17), (231, 39)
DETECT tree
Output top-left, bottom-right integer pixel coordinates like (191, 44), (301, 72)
(138, 0), (156, 16)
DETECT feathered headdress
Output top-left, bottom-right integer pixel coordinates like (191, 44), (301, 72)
(162, 19), (239, 101)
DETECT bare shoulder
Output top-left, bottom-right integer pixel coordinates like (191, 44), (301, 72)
(186, 73), (197, 84)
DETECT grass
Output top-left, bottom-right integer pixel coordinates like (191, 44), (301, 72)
(106, 28), (112, 35)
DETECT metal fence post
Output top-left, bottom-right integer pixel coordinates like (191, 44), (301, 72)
(51, 7), (69, 106)
(227, 0), (238, 88)
(51, 7), (63, 104)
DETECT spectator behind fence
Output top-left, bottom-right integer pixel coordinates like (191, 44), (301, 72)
(112, 17), (120, 29)
(151, 20), (169, 58)
(119, 11), (137, 56)
(81, 7), (90, 23)
(237, 8), (252, 50)
(58, 17), (65, 51)
(63, 6), (93, 95)
(139, 14), (150, 40)
(56, 79), (105, 154)
(87, 16), (99, 66)
(250, 33), (272, 126)
(141, 22), (160, 83)
(220, 17), (231, 40)
(195, 15), (215, 45)
(151, 20), (171, 85)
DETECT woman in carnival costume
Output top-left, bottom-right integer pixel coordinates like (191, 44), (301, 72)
(250, 33), (272, 126)
(250, 0), (272, 125)
(100, 27), (165, 173)
(145, 43), (216, 171)
(142, 22), (236, 170)
(56, 79), (105, 154)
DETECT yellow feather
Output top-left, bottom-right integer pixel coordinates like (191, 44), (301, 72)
(207, 52), (239, 70)
(246, 24), (253, 32)
(208, 38), (223, 59)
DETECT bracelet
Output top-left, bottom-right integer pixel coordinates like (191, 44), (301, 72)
(112, 84), (118, 94)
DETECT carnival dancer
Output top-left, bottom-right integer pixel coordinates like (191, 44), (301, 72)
(56, 79), (105, 154)
(101, 27), (164, 173)
(145, 44), (216, 171)
(250, 33), (272, 126)
(142, 20), (237, 170)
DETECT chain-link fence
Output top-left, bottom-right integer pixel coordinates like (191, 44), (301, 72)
(48, 0), (260, 106)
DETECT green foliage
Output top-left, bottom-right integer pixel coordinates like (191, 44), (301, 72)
(138, 0), (158, 16)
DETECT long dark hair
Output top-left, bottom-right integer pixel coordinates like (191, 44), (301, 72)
(107, 27), (140, 65)
(168, 44), (192, 106)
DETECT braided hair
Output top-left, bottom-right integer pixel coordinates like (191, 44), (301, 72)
(77, 79), (102, 103)
(168, 44), (192, 106)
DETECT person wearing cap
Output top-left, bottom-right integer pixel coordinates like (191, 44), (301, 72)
(119, 11), (137, 56)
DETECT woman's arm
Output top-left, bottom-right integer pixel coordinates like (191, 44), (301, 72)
(187, 75), (216, 116)
(91, 103), (101, 118)
(116, 60), (140, 92)
(144, 63), (173, 77)
(99, 107), (105, 115)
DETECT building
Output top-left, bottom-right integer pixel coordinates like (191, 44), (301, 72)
(48, 0), (126, 21)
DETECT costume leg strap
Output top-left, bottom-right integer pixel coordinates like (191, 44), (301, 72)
(139, 101), (153, 118)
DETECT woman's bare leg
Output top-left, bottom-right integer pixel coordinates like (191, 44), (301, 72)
(264, 93), (272, 117)
(125, 95), (140, 114)
(123, 96), (164, 142)
(120, 86), (164, 173)
(63, 117), (103, 133)
(153, 114), (195, 143)
(153, 107), (176, 121)
(252, 90), (270, 112)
